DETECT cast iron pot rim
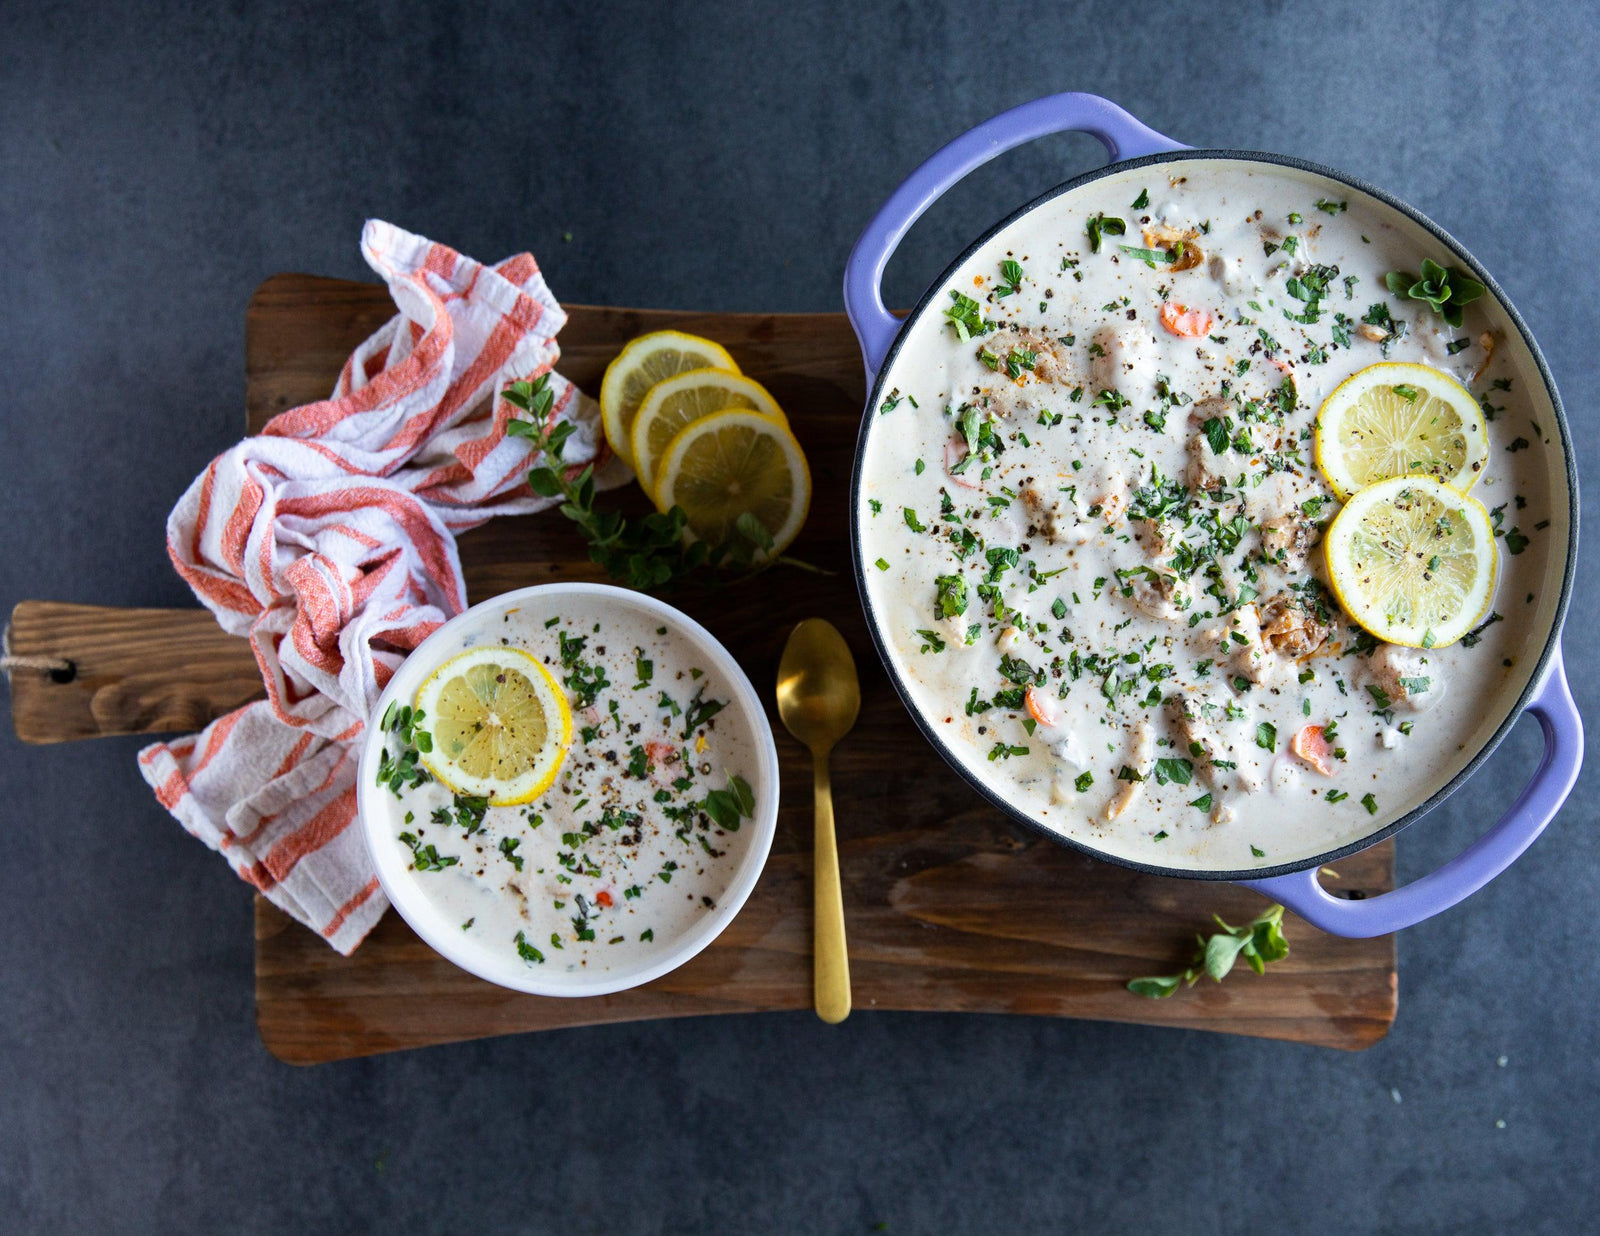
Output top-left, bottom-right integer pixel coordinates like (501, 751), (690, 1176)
(848, 146), (1579, 882)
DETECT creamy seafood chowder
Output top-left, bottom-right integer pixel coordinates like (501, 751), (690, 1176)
(859, 162), (1563, 871)
(369, 592), (763, 979)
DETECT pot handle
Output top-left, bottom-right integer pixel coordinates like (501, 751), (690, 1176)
(842, 92), (1186, 379)
(1240, 649), (1583, 938)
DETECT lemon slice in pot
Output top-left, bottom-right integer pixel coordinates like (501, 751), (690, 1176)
(1324, 476), (1497, 649)
(600, 332), (740, 471)
(413, 647), (572, 805)
(653, 409), (811, 560)
(1315, 362), (1487, 501)
(629, 370), (786, 497)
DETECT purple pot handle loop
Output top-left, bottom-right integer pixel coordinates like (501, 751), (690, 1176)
(842, 92), (1185, 380)
(1241, 649), (1583, 938)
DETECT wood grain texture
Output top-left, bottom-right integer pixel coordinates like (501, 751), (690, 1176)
(6, 273), (1398, 1062)
(7, 603), (260, 743)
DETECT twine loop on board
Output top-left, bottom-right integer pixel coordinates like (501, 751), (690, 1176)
(1, 627), (76, 682)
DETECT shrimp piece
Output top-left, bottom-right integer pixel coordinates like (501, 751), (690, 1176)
(1105, 720), (1154, 821)
(1025, 686), (1062, 729)
(1159, 302), (1214, 338)
(1290, 724), (1337, 776)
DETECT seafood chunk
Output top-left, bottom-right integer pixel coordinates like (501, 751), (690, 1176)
(1082, 469), (1128, 526)
(1105, 720), (1153, 821)
(1364, 644), (1445, 712)
(1048, 727), (1091, 805)
(1166, 689), (1261, 819)
(1089, 324), (1157, 399)
(1143, 223), (1205, 272)
(1186, 397), (1233, 490)
(1220, 604), (1272, 686)
(1021, 484), (1080, 544)
(1258, 592), (1331, 658)
(1208, 251), (1255, 299)
(1128, 567), (1193, 622)
(982, 326), (1069, 384)
(1259, 512), (1321, 571)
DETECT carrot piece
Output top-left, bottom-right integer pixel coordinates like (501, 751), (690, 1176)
(1025, 686), (1059, 728)
(1159, 302), (1214, 338)
(595, 889), (614, 908)
(1290, 724), (1336, 776)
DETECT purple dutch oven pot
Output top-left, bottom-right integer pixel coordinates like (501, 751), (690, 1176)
(843, 92), (1582, 937)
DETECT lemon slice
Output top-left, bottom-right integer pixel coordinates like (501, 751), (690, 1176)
(413, 647), (572, 805)
(600, 332), (740, 471)
(1324, 476), (1497, 649)
(1315, 362), (1488, 500)
(630, 369), (786, 497)
(653, 409), (811, 559)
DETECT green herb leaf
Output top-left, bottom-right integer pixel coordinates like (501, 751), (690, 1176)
(1086, 212), (1127, 254)
(1152, 757), (1193, 786)
(1385, 259), (1486, 328)
(1127, 904), (1289, 998)
(514, 930), (545, 964)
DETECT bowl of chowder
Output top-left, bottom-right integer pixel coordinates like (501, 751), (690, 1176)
(844, 93), (1580, 937)
(358, 583), (779, 996)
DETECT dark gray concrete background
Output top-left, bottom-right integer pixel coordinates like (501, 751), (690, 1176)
(3, 2), (1597, 1232)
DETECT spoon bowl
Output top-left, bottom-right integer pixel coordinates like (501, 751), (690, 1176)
(776, 619), (861, 753)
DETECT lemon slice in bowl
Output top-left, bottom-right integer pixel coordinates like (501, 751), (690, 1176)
(630, 370), (786, 497)
(1315, 361), (1488, 501)
(653, 409), (811, 560)
(1324, 476), (1497, 649)
(600, 332), (740, 471)
(413, 647), (572, 805)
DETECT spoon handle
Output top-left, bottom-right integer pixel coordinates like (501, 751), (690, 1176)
(811, 752), (852, 1023)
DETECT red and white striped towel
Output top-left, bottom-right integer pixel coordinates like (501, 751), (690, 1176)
(138, 221), (626, 953)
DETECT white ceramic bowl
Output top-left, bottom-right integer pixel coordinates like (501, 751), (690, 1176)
(357, 582), (779, 997)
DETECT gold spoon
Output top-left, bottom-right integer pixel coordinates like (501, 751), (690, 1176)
(776, 618), (860, 1024)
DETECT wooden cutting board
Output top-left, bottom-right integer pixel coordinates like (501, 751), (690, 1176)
(5, 274), (1397, 1062)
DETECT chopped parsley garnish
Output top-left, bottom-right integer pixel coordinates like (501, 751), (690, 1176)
(398, 832), (457, 872)
(944, 290), (990, 340)
(1086, 212), (1126, 253)
(514, 931), (545, 964)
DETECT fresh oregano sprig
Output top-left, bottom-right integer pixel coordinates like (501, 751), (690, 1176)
(1127, 903), (1290, 998)
(1385, 258), (1485, 329)
(504, 374), (821, 587)
(505, 376), (711, 589)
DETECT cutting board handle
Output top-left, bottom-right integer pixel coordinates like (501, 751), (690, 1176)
(1242, 648), (1583, 937)
(841, 91), (1185, 381)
